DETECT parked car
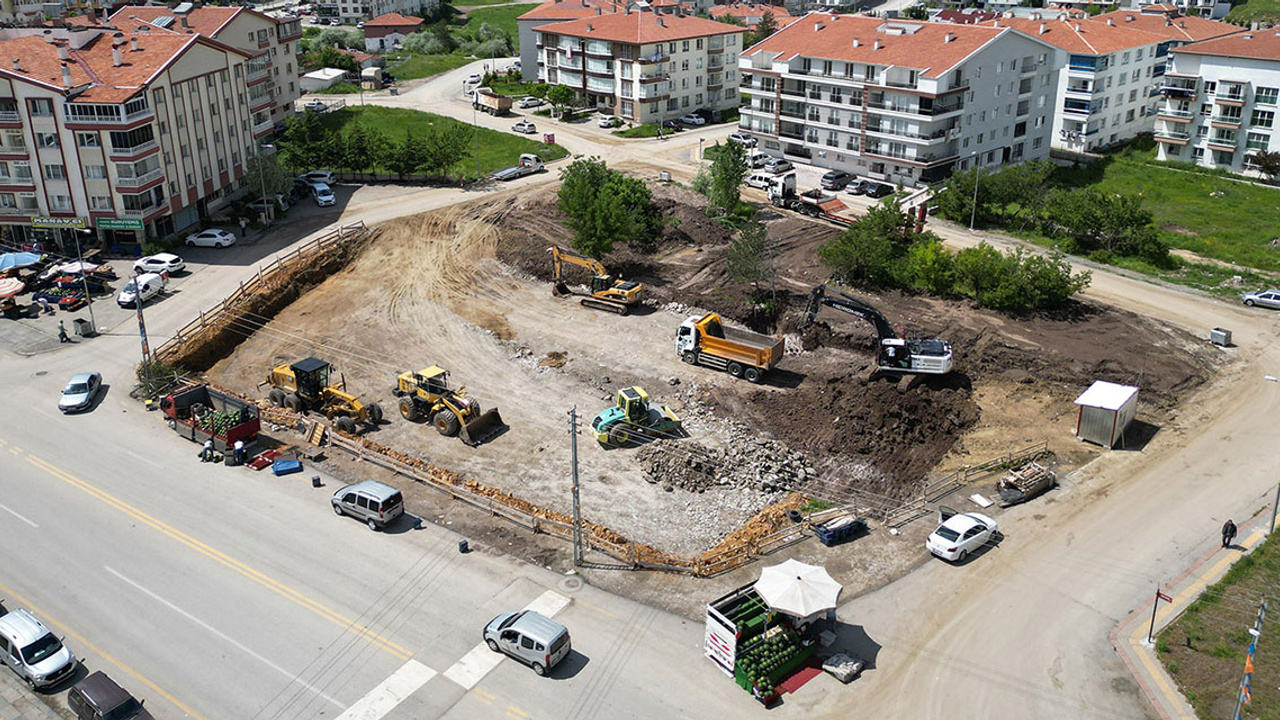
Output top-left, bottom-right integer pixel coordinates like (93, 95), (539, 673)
(483, 610), (571, 676)
(381, 71), (395, 83)
(356, 21), (364, 28)
(512, 120), (537, 134)
(1242, 289), (1280, 309)
(117, 273), (166, 307)
(844, 179), (871, 195)
(332, 480), (404, 530)
(512, 60), (522, 71)
(304, 99), (325, 112)
(466, 73), (482, 85)
(301, 169), (335, 185)
(728, 132), (757, 147)
(0, 608), (77, 690)
(661, 119), (683, 131)
(68, 671), (155, 720)
(598, 115), (622, 128)
(517, 96), (543, 109)
(133, 253), (185, 275)
(746, 150), (769, 168)
(926, 511), (997, 562)
(678, 114), (706, 126)
(744, 171), (773, 190)
(185, 228), (237, 248)
(865, 183), (894, 199)
(317, 17), (331, 24)
(59, 372), (102, 413)
(763, 158), (793, 175)
(312, 183), (336, 207)
(820, 170), (855, 190)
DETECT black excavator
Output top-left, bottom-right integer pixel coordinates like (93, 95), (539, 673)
(800, 284), (953, 375)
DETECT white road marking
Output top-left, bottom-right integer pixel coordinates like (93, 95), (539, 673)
(443, 590), (571, 690)
(0, 501), (37, 528)
(123, 450), (163, 468)
(335, 660), (436, 720)
(104, 566), (345, 709)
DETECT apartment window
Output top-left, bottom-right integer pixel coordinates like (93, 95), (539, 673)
(214, 131), (222, 144)
(29, 99), (53, 116)
(90, 195), (112, 210)
(173, 85), (182, 99)
(76, 132), (100, 148)
(3, 129), (24, 148)
(16, 192), (36, 210)
(696, 76), (702, 87)
(696, 93), (703, 105)
(85, 165), (107, 179)
(1251, 110), (1274, 128)
(977, 132), (984, 143)
(1126, 109), (1135, 122)
(696, 58), (703, 70)
(1256, 87), (1279, 105)
(0, 193), (11, 208)
(1119, 73), (1127, 86)
(221, 69), (228, 84)
(668, 42), (675, 53)
(1204, 81), (1217, 96)
(1197, 125), (1208, 137)
(1200, 103), (1211, 116)
(169, 181), (177, 194)
(164, 152), (173, 165)
(13, 161), (30, 179)
(1247, 131), (1269, 150)
(1129, 89), (1138, 103)
(50, 194), (71, 211)
(185, 172), (194, 186)
(1032, 136), (1043, 150)
(193, 109), (202, 123)
(1136, 48), (1144, 61)
(181, 145), (190, 158)
(217, 158), (227, 172)
(682, 96), (690, 108)
(43, 164), (65, 180)
(211, 103), (219, 116)
(36, 133), (59, 149)
(234, 65), (242, 78)
(159, 121), (169, 136)
(696, 38), (703, 50)
(177, 115), (186, 129)
(682, 40), (689, 52)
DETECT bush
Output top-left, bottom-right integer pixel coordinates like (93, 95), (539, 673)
(901, 238), (956, 295)
(954, 243), (1090, 310)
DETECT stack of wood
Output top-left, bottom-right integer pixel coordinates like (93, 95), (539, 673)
(996, 462), (1056, 507)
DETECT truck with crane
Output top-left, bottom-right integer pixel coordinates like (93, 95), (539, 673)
(548, 245), (644, 315)
(676, 312), (784, 383)
(491, 154), (544, 182)
(800, 284), (953, 375)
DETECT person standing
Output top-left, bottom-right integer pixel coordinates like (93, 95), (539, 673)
(239, 217), (248, 238)
(1222, 519), (1238, 548)
(57, 320), (69, 343)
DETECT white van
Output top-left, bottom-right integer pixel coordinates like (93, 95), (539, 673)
(117, 272), (167, 307)
(0, 608), (77, 690)
(745, 171), (774, 190)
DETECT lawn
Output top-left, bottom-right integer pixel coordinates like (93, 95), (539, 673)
(453, 0), (523, 6)
(385, 51), (473, 80)
(1227, 0), (1280, 24)
(1159, 535), (1280, 719)
(318, 105), (567, 178)
(461, 4), (537, 51)
(614, 124), (660, 138)
(485, 78), (545, 97)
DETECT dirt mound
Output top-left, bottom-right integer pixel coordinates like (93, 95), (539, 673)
(636, 437), (814, 493)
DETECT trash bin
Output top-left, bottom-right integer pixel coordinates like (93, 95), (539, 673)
(389, 86), (398, 96)
(72, 317), (95, 337)
(1211, 327), (1232, 347)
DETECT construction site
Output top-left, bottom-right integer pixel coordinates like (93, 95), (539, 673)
(162, 177), (1223, 593)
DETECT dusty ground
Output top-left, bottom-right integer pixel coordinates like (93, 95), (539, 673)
(206, 178), (1224, 563)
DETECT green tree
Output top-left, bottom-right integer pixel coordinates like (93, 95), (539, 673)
(1042, 187), (1168, 262)
(725, 217), (774, 296)
(388, 130), (427, 179)
(420, 122), (472, 178)
(953, 242), (1010, 304)
(745, 11), (778, 46)
(556, 157), (656, 258)
(278, 111), (331, 171)
(315, 27), (362, 50)
(245, 153), (291, 215)
(547, 84), (574, 116)
(343, 123), (388, 176)
(1251, 149), (1280, 184)
(818, 199), (918, 286)
(306, 45), (358, 73)
(707, 140), (747, 215)
(901, 236), (956, 295)
(902, 4), (929, 19)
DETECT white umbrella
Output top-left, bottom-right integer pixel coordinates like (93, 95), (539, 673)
(753, 559), (842, 618)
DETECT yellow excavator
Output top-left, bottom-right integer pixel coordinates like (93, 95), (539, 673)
(548, 245), (643, 315)
(261, 356), (383, 434)
(393, 366), (506, 446)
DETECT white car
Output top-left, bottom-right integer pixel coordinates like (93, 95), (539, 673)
(313, 183), (336, 207)
(679, 114), (706, 126)
(926, 512), (998, 562)
(185, 228), (237, 248)
(517, 96), (543, 109)
(466, 73), (482, 85)
(512, 120), (537, 134)
(598, 115), (622, 128)
(116, 272), (167, 307)
(301, 170), (334, 185)
(133, 252), (185, 275)
(729, 132), (757, 147)
(763, 158), (793, 175)
(304, 99), (326, 112)
(744, 171), (773, 190)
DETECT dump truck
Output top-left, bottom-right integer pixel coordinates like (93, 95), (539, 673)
(676, 312), (784, 383)
(393, 366), (506, 446)
(492, 153), (544, 182)
(473, 87), (512, 116)
(161, 383), (260, 451)
(591, 386), (681, 446)
(766, 174), (854, 226)
(260, 356), (383, 434)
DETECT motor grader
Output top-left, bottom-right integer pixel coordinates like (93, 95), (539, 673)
(393, 366), (505, 447)
(260, 356), (383, 434)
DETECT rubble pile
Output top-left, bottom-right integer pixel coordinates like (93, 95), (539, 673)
(636, 437), (815, 494)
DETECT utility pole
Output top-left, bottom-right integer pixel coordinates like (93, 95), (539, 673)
(1233, 598), (1267, 720)
(1270, 481), (1280, 534)
(133, 268), (153, 398)
(569, 407), (582, 567)
(70, 228), (96, 335)
(969, 150), (981, 231)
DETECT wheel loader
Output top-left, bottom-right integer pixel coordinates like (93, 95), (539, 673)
(260, 356), (383, 434)
(393, 366), (506, 447)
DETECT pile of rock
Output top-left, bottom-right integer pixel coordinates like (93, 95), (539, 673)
(636, 437), (815, 494)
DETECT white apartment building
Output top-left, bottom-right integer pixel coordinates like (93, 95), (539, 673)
(1133, 0), (1231, 21)
(110, 5), (303, 131)
(315, 0), (436, 24)
(518, 0), (639, 84)
(739, 14), (1064, 187)
(0, 26), (264, 249)
(533, 9), (744, 124)
(1156, 29), (1280, 177)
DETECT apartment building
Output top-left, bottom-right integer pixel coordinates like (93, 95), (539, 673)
(0, 26), (263, 248)
(517, 0), (615, 83)
(314, 0), (437, 25)
(708, 3), (793, 29)
(532, 9), (744, 124)
(1092, 7), (1238, 49)
(1133, 0), (1231, 21)
(739, 14), (1064, 187)
(110, 5), (303, 131)
(1156, 29), (1280, 177)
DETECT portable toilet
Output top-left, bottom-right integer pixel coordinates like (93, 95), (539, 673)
(1074, 381), (1139, 449)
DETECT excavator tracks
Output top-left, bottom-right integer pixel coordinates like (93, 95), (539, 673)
(580, 298), (630, 315)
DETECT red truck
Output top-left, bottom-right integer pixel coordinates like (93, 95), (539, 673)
(160, 384), (260, 451)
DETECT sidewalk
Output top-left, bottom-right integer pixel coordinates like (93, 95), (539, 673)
(1111, 511), (1270, 719)
(0, 674), (66, 720)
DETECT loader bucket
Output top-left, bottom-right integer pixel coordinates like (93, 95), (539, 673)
(459, 408), (506, 447)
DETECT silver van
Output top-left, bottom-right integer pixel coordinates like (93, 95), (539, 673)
(483, 610), (571, 676)
(331, 480), (404, 530)
(0, 608), (77, 690)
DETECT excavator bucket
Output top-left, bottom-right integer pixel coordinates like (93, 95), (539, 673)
(459, 407), (506, 447)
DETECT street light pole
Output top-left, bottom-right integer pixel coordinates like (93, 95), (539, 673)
(257, 144), (275, 225)
(473, 101), (480, 180)
(969, 151), (981, 231)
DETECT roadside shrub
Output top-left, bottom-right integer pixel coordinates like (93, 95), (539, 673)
(900, 238), (956, 295)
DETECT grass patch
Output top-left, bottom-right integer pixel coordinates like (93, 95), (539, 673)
(318, 105), (566, 179)
(800, 499), (835, 513)
(614, 123), (660, 138)
(453, 0), (522, 5)
(484, 79), (543, 97)
(1158, 534), (1280, 719)
(314, 82), (359, 95)
(461, 4), (537, 51)
(385, 51), (473, 80)
(1227, 0), (1280, 24)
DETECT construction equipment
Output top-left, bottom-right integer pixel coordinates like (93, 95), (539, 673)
(676, 312), (784, 383)
(590, 386), (681, 446)
(393, 366), (506, 447)
(548, 245), (643, 315)
(260, 356), (383, 434)
(800, 284), (952, 375)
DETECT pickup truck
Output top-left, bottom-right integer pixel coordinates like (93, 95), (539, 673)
(160, 383), (260, 451)
(491, 153), (545, 181)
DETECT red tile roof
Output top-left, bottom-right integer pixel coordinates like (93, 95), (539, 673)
(1174, 28), (1280, 62)
(709, 3), (792, 22)
(1090, 10), (1239, 43)
(934, 9), (999, 25)
(519, 0), (621, 23)
(364, 12), (425, 28)
(981, 15), (1167, 55)
(744, 14), (1008, 78)
(338, 47), (380, 63)
(109, 5), (242, 37)
(534, 9), (743, 43)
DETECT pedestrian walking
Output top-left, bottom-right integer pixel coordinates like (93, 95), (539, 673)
(57, 320), (69, 343)
(38, 297), (52, 315)
(201, 439), (215, 463)
(233, 439), (245, 466)
(1222, 519), (1238, 548)
(239, 217), (248, 238)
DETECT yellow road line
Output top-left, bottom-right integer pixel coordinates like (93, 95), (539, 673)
(575, 598), (618, 619)
(7, 446), (20, 455)
(0, 580), (205, 720)
(506, 710), (529, 719)
(25, 455), (412, 660)
(471, 688), (495, 706)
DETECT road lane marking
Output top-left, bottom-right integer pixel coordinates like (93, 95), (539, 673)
(507, 707), (529, 718)
(472, 688), (495, 705)
(443, 590), (571, 690)
(123, 450), (163, 468)
(7, 446), (21, 455)
(24, 454), (412, 660)
(335, 659), (435, 720)
(0, 501), (37, 528)
(573, 598), (617, 619)
(104, 566), (346, 710)
(0, 579), (205, 720)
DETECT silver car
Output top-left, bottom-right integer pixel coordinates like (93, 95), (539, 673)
(1242, 289), (1280, 309)
(483, 610), (571, 676)
(332, 480), (404, 530)
(59, 372), (102, 413)
(0, 608), (77, 690)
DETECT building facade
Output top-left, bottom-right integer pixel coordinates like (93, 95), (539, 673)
(739, 13), (1064, 187)
(0, 26), (263, 248)
(315, 0), (437, 24)
(533, 9), (744, 124)
(362, 12), (424, 52)
(1156, 29), (1280, 177)
(517, 0), (616, 83)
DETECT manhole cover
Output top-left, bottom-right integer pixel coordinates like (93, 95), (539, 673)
(35, 371), (47, 376)
(558, 576), (584, 593)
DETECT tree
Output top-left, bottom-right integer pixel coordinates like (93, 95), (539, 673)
(707, 141), (747, 215)
(726, 217), (775, 297)
(556, 157), (656, 258)
(902, 4), (929, 19)
(245, 153), (291, 216)
(388, 130), (427, 179)
(343, 123), (388, 176)
(278, 111), (331, 171)
(547, 84), (574, 116)
(818, 199), (919, 286)
(315, 27), (362, 50)
(1251, 150), (1280, 184)
(420, 122), (472, 178)
(901, 236), (956, 295)
(306, 45), (358, 73)
(1041, 187), (1168, 262)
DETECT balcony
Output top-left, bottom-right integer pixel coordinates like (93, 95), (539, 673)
(1153, 131), (1189, 144)
(780, 107), (804, 119)
(1065, 84), (1094, 96)
(639, 72), (668, 84)
(585, 43), (612, 58)
(1159, 76), (1198, 99)
(1211, 114), (1243, 128)
(1157, 107), (1194, 123)
(779, 129), (804, 140)
(66, 107), (155, 126)
(253, 119), (274, 136)
(1215, 91), (1247, 107)
(109, 139), (158, 158)
(1206, 136), (1238, 151)
(637, 53), (669, 64)
(115, 168), (164, 188)
(121, 204), (162, 218)
(0, 110), (18, 124)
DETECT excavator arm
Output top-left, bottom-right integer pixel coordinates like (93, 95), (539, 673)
(549, 245), (609, 283)
(800, 284), (898, 341)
